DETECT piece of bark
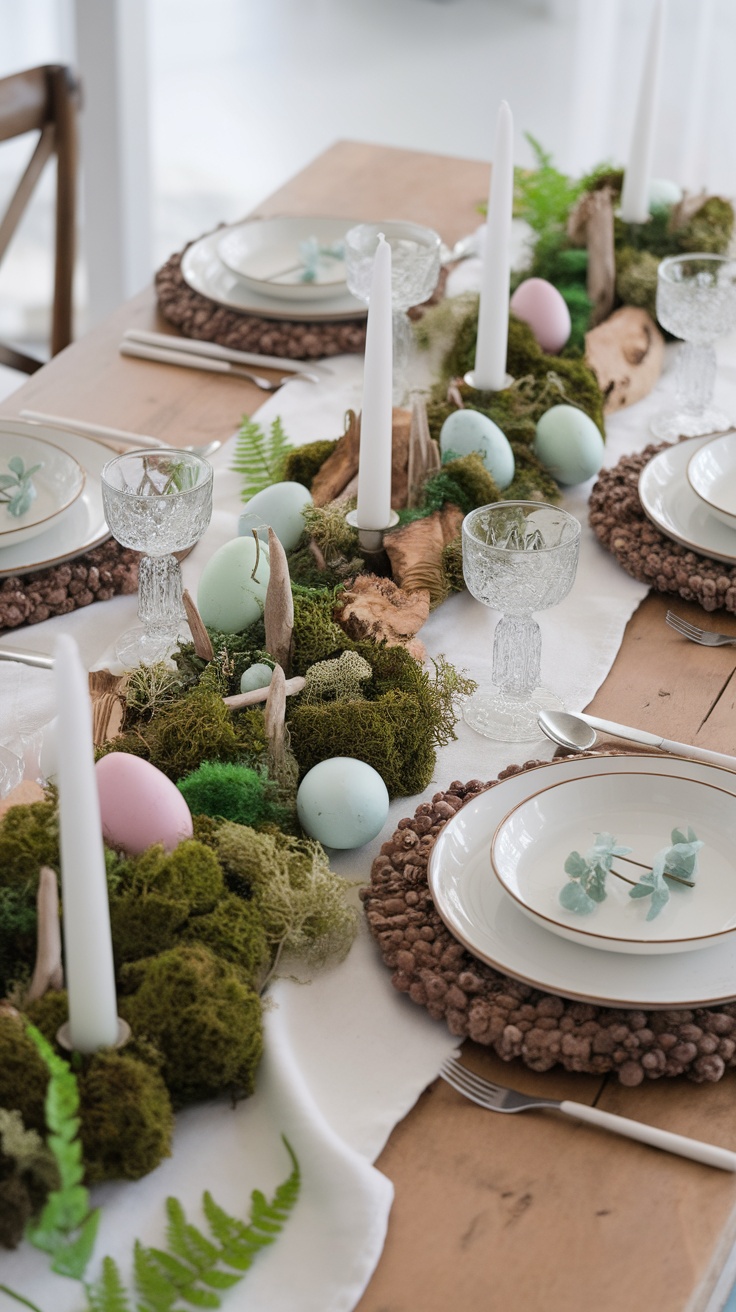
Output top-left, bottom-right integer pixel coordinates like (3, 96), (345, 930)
(264, 663), (286, 761)
(25, 865), (63, 1003)
(182, 589), (214, 660)
(406, 395), (441, 509)
(223, 674), (305, 709)
(0, 779), (44, 820)
(337, 574), (430, 659)
(383, 505), (464, 602)
(585, 306), (665, 412)
(88, 670), (128, 746)
(567, 186), (616, 327)
(669, 189), (709, 230)
(264, 527), (294, 673)
(310, 407), (414, 509)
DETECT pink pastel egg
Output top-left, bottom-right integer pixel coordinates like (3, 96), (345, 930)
(96, 753), (193, 855)
(509, 277), (571, 354)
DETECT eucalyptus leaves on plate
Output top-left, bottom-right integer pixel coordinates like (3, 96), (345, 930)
(559, 827), (703, 921)
(0, 456), (42, 517)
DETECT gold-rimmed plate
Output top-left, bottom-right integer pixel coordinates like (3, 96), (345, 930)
(639, 436), (736, 563)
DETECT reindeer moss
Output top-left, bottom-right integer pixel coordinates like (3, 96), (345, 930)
(182, 894), (269, 984)
(177, 761), (288, 829)
(78, 1050), (174, 1185)
(281, 438), (338, 488)
(118, 944), (263, 1106)
(0, 1014), (48, 1134)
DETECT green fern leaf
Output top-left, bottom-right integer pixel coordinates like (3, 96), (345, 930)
(231, 414), (294, 500)
(84, 1255), (132, 1312)
(133, 1241), (179, 1310)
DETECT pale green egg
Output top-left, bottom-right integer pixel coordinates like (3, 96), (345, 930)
(197, 535), (270, 634)
(439, 409), (515, 490)
(240, 662), (274, 693)
(533, 405), (605, 486)
(296, 757), (389, 849)
(238, 480), (313, 553)
(649, 178), (683, 214)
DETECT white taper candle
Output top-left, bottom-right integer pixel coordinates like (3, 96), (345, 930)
(54, 634), (119, 1052)
(356, 233), (393, 530)
(619, 0), (666, 223)
(474, 100), (514, 391)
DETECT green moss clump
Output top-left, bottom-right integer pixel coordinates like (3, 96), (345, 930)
(23, 990), (69, 1046)
(0, 1107), (58, 1248)
(289, 690), (435, 797)
(110, 891), (190, 969)
(0, 1014), (49, 1134)
(615, 246), (660, 319)
(676, 196), (734, 254)
(416, 453), (501, 519)
(441, 537), (465, 593)
(78, 1050), (174, 1184)
(281, 438), (338, 488)
(183, 894), (270, 984)
(0, 887), (37, 998)
(285, 544), (356, 590)
(0, 800), (59, 890)
(291, 587), (355, 675)
(119, 684), (266, 781)
(112, 840), (225, 915)
(301, 501), (360, 565)
(118, 944), (263, 1106)
(177, 761), (288, 829)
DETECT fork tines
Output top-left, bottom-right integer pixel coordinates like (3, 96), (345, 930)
(665, 611), (703, 638)
(440, 1057), (503, 1107)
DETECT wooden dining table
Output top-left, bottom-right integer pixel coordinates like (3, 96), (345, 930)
(3, 141), (736, 1312)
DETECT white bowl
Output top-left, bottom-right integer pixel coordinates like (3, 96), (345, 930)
(0, 433), (85, 548)
(490, 768), (736, 954)
(216, 216), (355, 301)
(686, 431), (736, 531)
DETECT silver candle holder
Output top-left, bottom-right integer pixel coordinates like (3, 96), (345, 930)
(345, 508), (399, 562)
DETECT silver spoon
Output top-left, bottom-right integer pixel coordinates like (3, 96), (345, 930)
(537, 709), (736, 770)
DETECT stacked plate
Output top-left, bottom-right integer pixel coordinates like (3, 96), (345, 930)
(181, 216), (367, 321)
(428, 752), (736, 1009)
(0, 420), (111, 578)
(639, 431), (736, 564)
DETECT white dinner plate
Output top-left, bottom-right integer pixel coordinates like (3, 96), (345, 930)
(427, 752), (736, 1008)
(217, 216), (350, 301)
(181, 228), (367, 322)
(490, 769), (736, 954)
(0, 420), (111, 577)
(639, 436), (736, 563)
(686, 430), (736, 531)
(0, 432), (85, 547)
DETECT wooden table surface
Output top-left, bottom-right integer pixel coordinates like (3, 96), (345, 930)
(3, 141), (736, 1312)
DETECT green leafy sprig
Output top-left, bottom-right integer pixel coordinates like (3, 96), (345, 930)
(559, 827), (703, 921)
(232, 415), (294, 500)
(628, 827), (703, 921)
(559, 832), (632, 915)
(0, 456), (42, 517)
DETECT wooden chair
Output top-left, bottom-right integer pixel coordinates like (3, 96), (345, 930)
(0, 64), (81, 374)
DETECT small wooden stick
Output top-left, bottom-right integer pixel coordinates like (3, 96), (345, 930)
(263, 663), (286, 760)
(223, 675), (305, 709)
(264, 528), (294, 673)
(25, 866), (63, 1003)
(183, 589), (214, 661)
(407, 394), (440, 508)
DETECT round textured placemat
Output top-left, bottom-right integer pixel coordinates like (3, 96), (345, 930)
(589, 439), (736, 613)
(361, 766), (736, 1086)
(0, 539), (139, 633)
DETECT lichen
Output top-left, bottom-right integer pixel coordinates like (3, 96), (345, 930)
(177, 761), (289, 829)
(301, 650), (373, 704)
(78, 1049), (174, 1184)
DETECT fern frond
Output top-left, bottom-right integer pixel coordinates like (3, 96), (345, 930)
(231, 414), (294, 500)
(84, 1256), (132, 1312)
(133, 1241), (178, 1311)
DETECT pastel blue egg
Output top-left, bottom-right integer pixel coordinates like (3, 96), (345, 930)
(238, 481), (313, 553)
(240, 662), (274, 693)
(296, 757), (389, 849)
(533, 405), (604, 486)
(197, 536), (270, 634)
(649, 178), (683, 214)
(439, 409), (515, 490)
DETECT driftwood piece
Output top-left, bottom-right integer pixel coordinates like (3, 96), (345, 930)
(585, 306), (665, 412)
(223, 674), (305, 709)
(0, 779), (44, 819)
(310, 407), (414, 510)
(25, 865), (63, 1003)
(383, 505), (464, 603)
(182, 589), (214, 660)
(264, 663), (286, 761)
(406, 394), (441, 509)
(88, 670), (128, 747)
(336, 574), (430, 659)
(264, 528), (294, 673)
(669, 189), (708, 229)
(567, 186), (616, 327)
(388, 408), (413, 510)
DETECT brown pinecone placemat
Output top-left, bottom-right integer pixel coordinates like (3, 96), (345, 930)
(361, 766), (736, 1086)
(0, 540), (139, 633)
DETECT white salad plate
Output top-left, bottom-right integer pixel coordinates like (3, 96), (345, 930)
(0, 420), (111, 577)
(490, 768), (736, 954)
(217, 216), (350, 301)
(182, 226), (367, 322)
(639, 436), (736, 564)
(686, 430), (736, 531)
(0, 432), (85, 548)
(427, 752), (736, 1009)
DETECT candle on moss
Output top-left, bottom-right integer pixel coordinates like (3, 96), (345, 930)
(620, 0), (665, 224)
(54, 634), (119, 1052)
(474, 99), (514, 391)
(356, 232), (393, 530)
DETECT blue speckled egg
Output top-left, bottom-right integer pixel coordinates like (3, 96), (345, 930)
(439, 410), (515, 489)
(533, 405), (605, 486)
(238, 481), (312, 552)
(197, 535), (270, 634)
(240, 662), (274, 693)
(296, 757), (389, 849)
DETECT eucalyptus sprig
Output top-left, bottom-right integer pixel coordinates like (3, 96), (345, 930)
(629, 827), (703, 921)
(559, 832), (632, 915)
(232, 415), (294, 500)
(0, 456), (42, 517)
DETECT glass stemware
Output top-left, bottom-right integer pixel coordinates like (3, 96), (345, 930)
(344, 220), (441, 403)
(101, 449), (213, 668)
(651, 253), (736, 440)
(462, 501), (581, 742)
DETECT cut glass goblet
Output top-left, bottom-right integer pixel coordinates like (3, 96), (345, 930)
(652, 253), (736, 440)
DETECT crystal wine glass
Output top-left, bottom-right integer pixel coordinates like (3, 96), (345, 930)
(651, 253), (736, 440)
(462, 501), (581, 742)
(344, 220), (441, 403)
(101, 450), (213, 668)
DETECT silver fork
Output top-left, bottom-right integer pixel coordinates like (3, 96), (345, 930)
(665, 610), (736, 647)
(439, 1058), (736, 1170)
